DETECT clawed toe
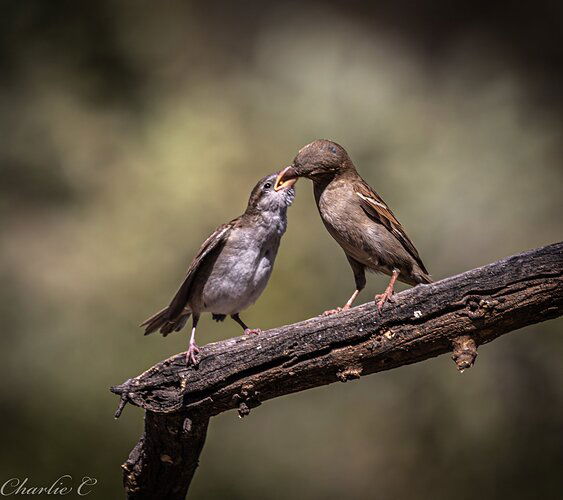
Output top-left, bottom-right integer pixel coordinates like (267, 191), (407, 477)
(244, 328), (262, 335)
(185, 343), (200, 366)
(322, 307), (342, 316)
(375, 292), (394, 312)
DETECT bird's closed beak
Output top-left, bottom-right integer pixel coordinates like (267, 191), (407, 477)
(274, 166), (299, 191)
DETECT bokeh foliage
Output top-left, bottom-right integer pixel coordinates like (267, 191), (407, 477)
(0, 1), (562, 498)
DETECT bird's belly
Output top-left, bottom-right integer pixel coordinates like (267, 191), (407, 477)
(200, 246), (275, 315)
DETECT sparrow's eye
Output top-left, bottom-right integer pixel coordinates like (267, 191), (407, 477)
(263, 182), (272, 190)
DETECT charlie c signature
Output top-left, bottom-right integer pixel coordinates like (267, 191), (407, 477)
(0, 476), (98, 496)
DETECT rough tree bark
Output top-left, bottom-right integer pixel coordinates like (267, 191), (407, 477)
(112, 242), (563, 499)
(120, 412), (209, 500)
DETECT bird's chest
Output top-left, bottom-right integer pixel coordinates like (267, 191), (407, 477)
(228, 237), (278, 287)
(315, 181), (377, 264)
(201, 225), (282, 313)
(315, 182), (359, 241)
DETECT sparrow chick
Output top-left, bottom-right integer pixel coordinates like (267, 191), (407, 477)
(275, 139), (431, 314)
(141, 172), (297, 365)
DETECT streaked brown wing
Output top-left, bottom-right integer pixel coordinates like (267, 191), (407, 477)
(354, 180), (429, 274)
(165, 220), (235, 319)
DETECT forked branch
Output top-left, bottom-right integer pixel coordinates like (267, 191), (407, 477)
(112, 242), (563, 499)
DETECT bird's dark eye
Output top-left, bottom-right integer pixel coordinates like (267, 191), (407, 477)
(263, 182), (272, 189)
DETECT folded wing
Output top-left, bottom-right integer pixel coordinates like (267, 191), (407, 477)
(355, 181), (429, 275)
(140, 221), (234, 335)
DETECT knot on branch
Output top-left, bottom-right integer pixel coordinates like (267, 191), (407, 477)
(459, 295), (505, 320)
(232, 383), (261, 418)
(451, 336), (478, 372)
(336, 365), (363, 382)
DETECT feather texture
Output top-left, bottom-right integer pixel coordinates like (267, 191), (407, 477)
(354, 182), (429, 276)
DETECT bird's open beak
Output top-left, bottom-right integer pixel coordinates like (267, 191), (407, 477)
(274, 166), (299, 191)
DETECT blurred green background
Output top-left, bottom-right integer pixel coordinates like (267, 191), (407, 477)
(1, 1), (562, 498)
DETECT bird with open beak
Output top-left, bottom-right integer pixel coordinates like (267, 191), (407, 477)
(275, 139), (431, 314)
(141, 171), (297, 365)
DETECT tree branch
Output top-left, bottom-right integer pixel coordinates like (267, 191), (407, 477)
(121, 412), (209, 500)
(112, 242), (563, 499)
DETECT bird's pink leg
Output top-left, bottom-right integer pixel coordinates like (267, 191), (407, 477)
(186, 330), (200, 366)
(231, 314), (262, 335)
(323, 288), (361, 316)
(375, 269), (400, 312)
(186, 315), (200, 366)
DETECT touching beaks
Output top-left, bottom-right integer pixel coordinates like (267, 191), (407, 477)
(274, 165), (299, 191)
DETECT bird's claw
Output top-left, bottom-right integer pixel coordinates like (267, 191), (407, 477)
(244, 328), (262, 335)
(185, 343), (200, 366)
(322, 303), (351, 316)
(375, 291), (395, 312)
(322, 307), (341, 316)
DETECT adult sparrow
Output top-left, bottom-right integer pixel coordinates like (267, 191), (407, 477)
(141, 172), (297, 365)
(275, 139), (431, 314)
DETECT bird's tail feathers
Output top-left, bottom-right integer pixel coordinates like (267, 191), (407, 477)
(140, 306), (191, 336)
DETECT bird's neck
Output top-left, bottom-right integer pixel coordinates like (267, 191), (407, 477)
(312, 167), (357, 200)
(242, 208), (288, 235)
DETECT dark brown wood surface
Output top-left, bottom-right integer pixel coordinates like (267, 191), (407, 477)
(112, 242), (562, 499)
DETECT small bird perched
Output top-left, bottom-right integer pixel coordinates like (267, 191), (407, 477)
(141, 172), (297, 365)
(275, 139), (431, 314)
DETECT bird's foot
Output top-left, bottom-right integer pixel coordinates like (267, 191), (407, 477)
(185, 342), (200, 366)
(244, 328), (262, 335)
(374, 291), (395, 312)
(322, 307), (341, 316)
(322, 304), (350, 316)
